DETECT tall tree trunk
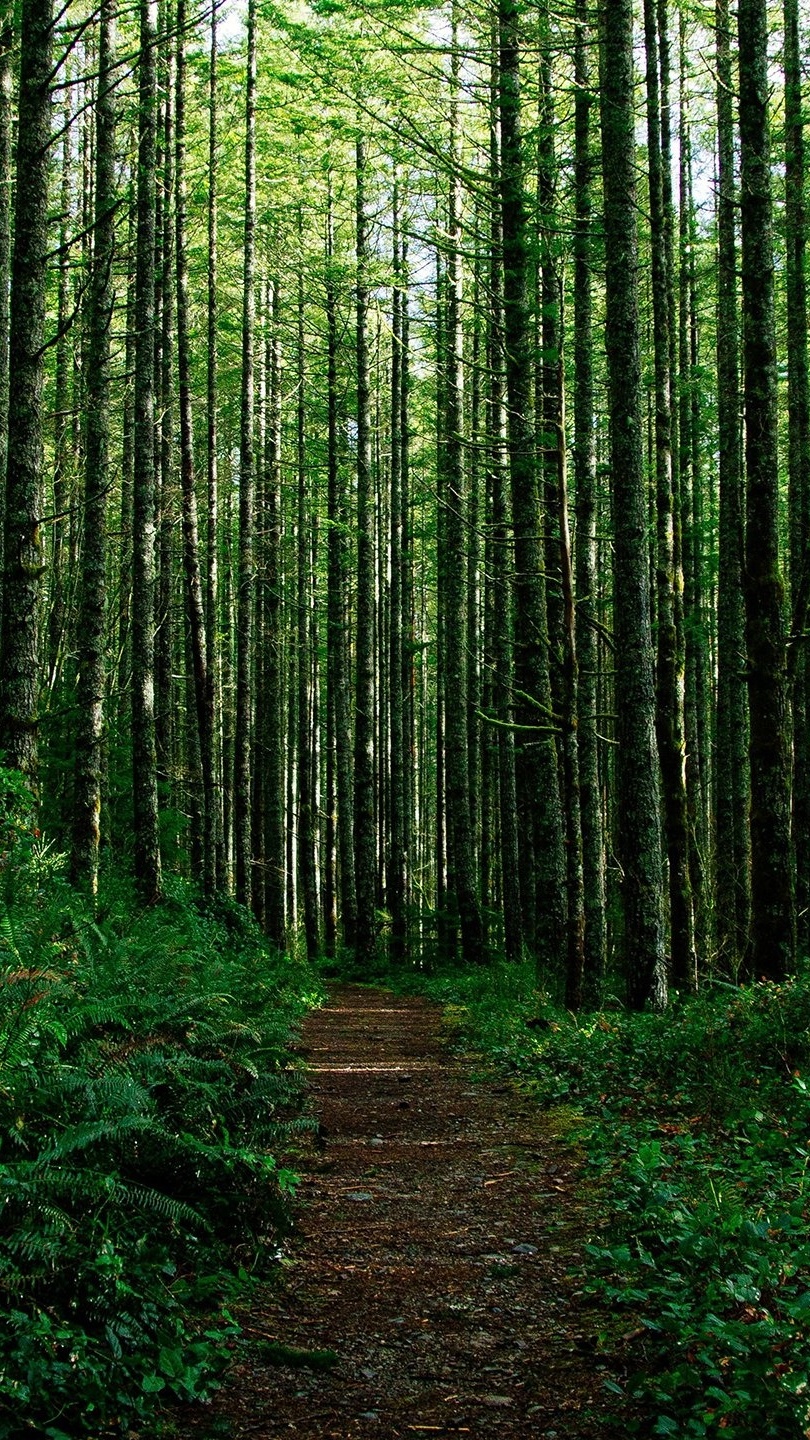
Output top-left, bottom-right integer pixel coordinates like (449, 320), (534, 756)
(738, 0), (795, 977)
(353, 134), (377, 965)
(154, 40), (175, 791)
(783, 0), (810, 953)
(0, 9), (13, 623)
(325, 178), (356, 951)
(263, 277), (286, 945)
(599, 0), (666, 1008)
(72, 0), (117, 893)
(0, 0), (53, 785)
(488, 29), (522, 963)
(498, 0), (566, 971)
(442, 8), (485, 965)
(48, 86), (73, 693)
(175, 0), (213, 892)
(131, 0), (162, 899)
(714, 0), (750, 972)
(400, 232), (415, 933)
(388, 179), (407, 962)
(537, 4), (563, 731)
(206, 0), (224, 888)
(573, 0), (606, 997)
(234, 0), (257, 906)
(643, 0), (696, 988)
(296, 226), (319, 959)
(556, 394), (586, 1009)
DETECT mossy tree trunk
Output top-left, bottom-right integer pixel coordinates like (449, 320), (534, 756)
(738, 0), (796, 978)
(599, 0), (666, 1008)
(72, 0), (117, 894)
(131, 0), (162, 900)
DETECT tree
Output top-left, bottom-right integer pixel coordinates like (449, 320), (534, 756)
(599, 0), (666, 1008)
(234, 0), (257, 906)
(72, 0), (118, 893)
(498, 0), (566, 969)
(0, 0), (53, 785)
(353, 133), (377, 966)
(131, 0), (162, 901)
(738, 0), (795, 978)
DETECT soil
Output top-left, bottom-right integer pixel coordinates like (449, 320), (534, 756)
(178, 985), (628, 1438)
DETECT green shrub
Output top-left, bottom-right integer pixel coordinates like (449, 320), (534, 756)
(0, 771), (322, 1437)
(415, 962), (810, 1439)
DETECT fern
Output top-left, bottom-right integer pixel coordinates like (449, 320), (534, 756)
(0, 807), (322, 1436)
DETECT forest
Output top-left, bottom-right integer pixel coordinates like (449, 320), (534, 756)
(2, 0), (810, 1432)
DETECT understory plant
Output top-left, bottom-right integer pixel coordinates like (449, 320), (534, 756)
(416, 962), (810, 1440)
(0, 769), (321, 1438)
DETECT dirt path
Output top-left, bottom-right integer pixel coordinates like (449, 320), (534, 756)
(188, 986), (623, 1438)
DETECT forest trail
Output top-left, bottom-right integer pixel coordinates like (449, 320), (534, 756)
(187, 986), (622, 1438)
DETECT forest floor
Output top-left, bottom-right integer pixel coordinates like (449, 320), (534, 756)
(178, 985), (629, 1439)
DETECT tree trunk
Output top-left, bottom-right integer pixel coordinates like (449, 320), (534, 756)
(234, 0), (257, 906)
(175, 0), (213, 893)
(326, 177), (356, 952)
(131, 0), (162, 899)
(388, 179), (407, 962)
(263, 277), (286, 945)
(643, 0), (696, 989)
(783, 0), (810, 953)
(0, 0), (53, 785)
(442, 10), (485, 965)
(599, 0), (666, 1008)
(71, 0), (117, 894)
(738, 0), (796, 978)
(714, 0), (750, 973)
(353, 134), (377, 966)
(206, 1), (224, 888)
(297, 227), (320, 959)
(573, 0), (606, 997)
(0, 8), (13, 624)
(498, 0), (566, 971)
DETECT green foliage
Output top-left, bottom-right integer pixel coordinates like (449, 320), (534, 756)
(0, 770), (322, 1437)
(414, 963), (810, 1439)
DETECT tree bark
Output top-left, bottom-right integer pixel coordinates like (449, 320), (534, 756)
(0, 0), (53, 785)
(783, 0), (810, 953)
(263, 276), (286, 945)
(234, 0), (257, 906)
(388, 178), (407, 962)
(714, 0), (750, 973)
(353, 134), (377, 966)
(738, 0), (796, 977)
(442, 10), (485, 965)
(643, 0), (696, 989)
(498, 0), (566, 971)
(131, 0), (162, 899)
(71, 0), (117, 894)
(573, 0), (606, 998)
(599, 0), (666, 1008)
(175, 0), (213, 893)
(325, 177), (356, 952)
(297, 223), (320, 959)
(0, 8), (13, 625)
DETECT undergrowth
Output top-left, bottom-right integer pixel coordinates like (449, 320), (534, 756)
(0, 769), (322, 1438)
(413, 961), (810, 1440)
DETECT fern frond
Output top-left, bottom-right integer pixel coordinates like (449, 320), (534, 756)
(34, 1113), (154, 1164)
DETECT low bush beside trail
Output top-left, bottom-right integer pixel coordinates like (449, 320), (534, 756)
(0, 779), (322, 1438)
(416, 963), (810, 1440)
